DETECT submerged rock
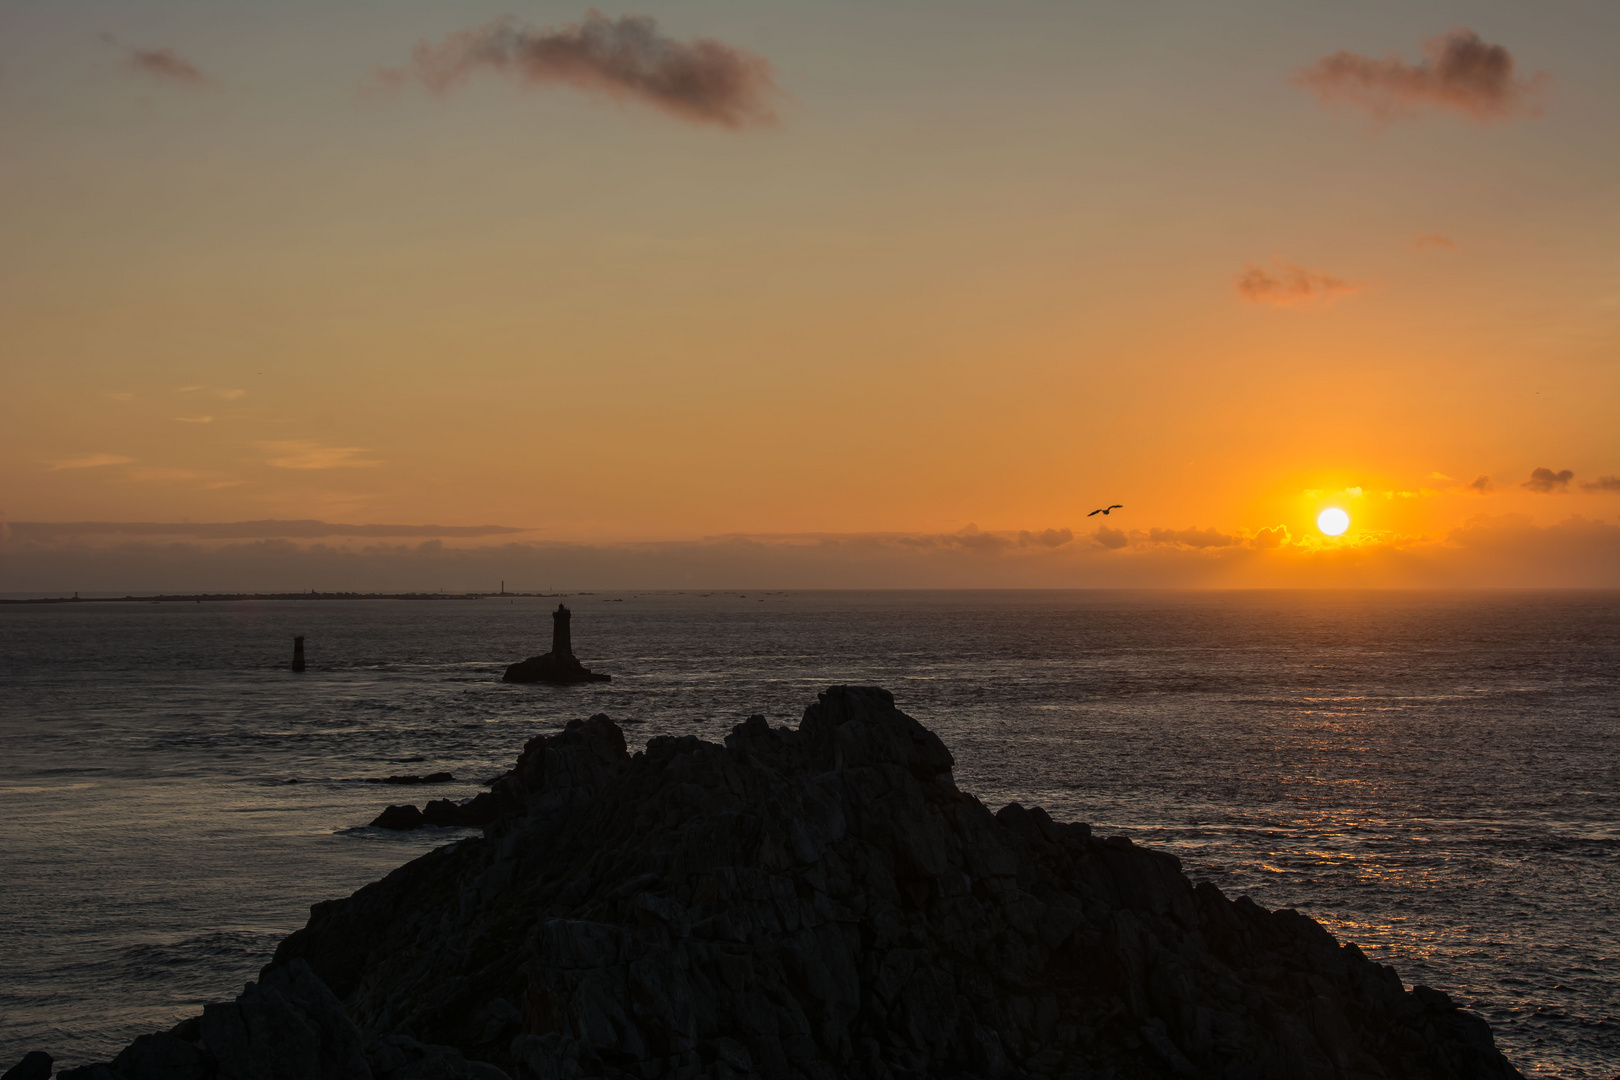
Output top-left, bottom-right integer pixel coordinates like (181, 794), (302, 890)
(261, 686), (1523, 1080)
(502, 606), (609, 685)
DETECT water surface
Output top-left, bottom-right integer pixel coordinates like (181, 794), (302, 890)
(1, 590), (1615, 1076)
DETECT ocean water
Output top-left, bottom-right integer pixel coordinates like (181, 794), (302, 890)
(0, 590), (1615, 1077)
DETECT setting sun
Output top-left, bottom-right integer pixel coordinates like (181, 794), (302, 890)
(1317, 508), (1350, 536)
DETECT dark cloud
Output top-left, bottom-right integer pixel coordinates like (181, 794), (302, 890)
(1250, 526), (1288, 549)
(1092, 526), (1128, 550)
(1582, 475), (1620, 493)
(1293, 29), (1547, 123)
(1521, 467), (1573, 494)
(7, 520), (526, 540)
(1148, 527), (1242, 549)
(380, 12), (778, 129)
(1467, 474), (1494, 494)
(1018, 528), (1073, 548)
(129, 47), (207, 86)
(1235, 261), (1358, 307)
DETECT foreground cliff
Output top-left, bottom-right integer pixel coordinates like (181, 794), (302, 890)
(273, 686), (1517, 1080)
(15, 686), (1521, 1080)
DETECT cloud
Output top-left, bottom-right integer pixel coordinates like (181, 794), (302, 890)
(175, 415), (213, 424)
(7, 520), (527, 540)
(1414, 233), (1457, 251)
(7, 518), (1618, 591)
(46, 453), (133, 470)
(1293, 29), (1548, 123)
(1582, 475), (1620, 493)
(1235, 261), (1359, 307)
(1018, 528), (1073, 548)
(1250, 526), (1288, 549)
(1521, 467), (1573, 494)
(1147, 527), (1241, 549)
(259, 441), (382, 469)
(1467, 474), (1493, 494)
(217, 389), (246, 400)
(1092, 525), (1128, 550)
(379, 12), (778, 129)
(128, 46), (207, 86)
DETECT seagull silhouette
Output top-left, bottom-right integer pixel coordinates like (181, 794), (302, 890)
(1087, 505), (1123, 516)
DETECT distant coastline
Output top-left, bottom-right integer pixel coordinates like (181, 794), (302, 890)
(0, 592), (571, 605)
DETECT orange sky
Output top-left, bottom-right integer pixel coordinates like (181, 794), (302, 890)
(1, 2), (1616, 589)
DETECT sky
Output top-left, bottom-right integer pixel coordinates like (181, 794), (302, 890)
(1, 0), (1616, 591)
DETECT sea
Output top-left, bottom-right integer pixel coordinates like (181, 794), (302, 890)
(0, 590), (1615, 1077)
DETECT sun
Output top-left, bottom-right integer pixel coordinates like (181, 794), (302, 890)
(1317, 507), (1350, 536)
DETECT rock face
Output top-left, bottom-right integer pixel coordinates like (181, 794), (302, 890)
(30, 960), (507, 1080)
(503, 606), (609, 685)
(261, 686), (1522, 1080)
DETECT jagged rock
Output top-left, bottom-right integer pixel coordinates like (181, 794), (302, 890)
(262, 686), (1523, 1080)
(2, 1051), (52, 1080)
(371, 804), (426, 830)
(365, 1035), (509, 1080)
(199, 958), (370, 1079)
(502, 606), (609, 685)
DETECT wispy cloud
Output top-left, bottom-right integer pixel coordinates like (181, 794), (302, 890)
(1414, 233), (1457, 251)
(47, 453), (133, 470)
(1582, 475), (1620, 493)
(259, 441), (382, 470)
(128, 46), (208, 87)
(1293, 28), (1548, 124)
(1018, 528), (1073, 548)
(379, 12), (779, 129)
(1236, 261), (1359, 307)
(1522, 467), (1574, 493)
(1147, 526), (1242, 549)
(1468, 474), (1494, 494)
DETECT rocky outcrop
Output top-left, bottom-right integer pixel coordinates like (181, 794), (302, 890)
(12, 688), (1520, 1079)
(502, 606), (609, 685)
(260, 687), (1522, 1080)
(25, 960), (508, 1080)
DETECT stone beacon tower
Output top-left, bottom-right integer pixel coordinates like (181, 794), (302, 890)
(502, 602), (609, 684)
(552, 604), (573, 657)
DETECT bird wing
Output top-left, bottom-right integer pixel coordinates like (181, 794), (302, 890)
(1087, 508), (1102, 516)
(1109, 504), (1123, 510)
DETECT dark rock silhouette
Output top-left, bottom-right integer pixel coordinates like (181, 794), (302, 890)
(264, 687), (1520, 1080)
(1, 1052), (51, 1080)
(502, 605), (610, 685)
(368, 717), (618, 831)
(20, 689), (1522, 1079)
(34, 959), (508, 1079)
(371, 803), (426, 830)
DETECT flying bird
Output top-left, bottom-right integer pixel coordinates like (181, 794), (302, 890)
(1087, 505), (1123, 516)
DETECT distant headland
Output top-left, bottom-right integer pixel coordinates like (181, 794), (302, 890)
(0, 591), (567, 605)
